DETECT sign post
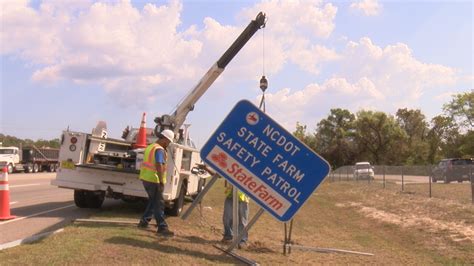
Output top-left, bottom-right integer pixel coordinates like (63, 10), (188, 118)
(201, 100), (330, 222)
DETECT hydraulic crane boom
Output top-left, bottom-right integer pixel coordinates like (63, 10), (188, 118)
(154, 12), (266, 139)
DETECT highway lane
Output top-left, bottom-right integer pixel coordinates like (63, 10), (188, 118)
(0, 172), (121, 245)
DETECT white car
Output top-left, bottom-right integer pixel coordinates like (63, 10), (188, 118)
(353, 162), (375, 180)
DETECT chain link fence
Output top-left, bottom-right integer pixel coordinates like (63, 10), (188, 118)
(329, 164), (474, 204)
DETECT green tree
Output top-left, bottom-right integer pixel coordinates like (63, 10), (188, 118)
(315, 108), (356, 168)
(426, 115), (460, 163)
(353, 110), (406, 165)
(293, 122), (317, 151)
(396, 108), (430, 164)
(0, 134), (60, 149)
(443, 91), (473, 129)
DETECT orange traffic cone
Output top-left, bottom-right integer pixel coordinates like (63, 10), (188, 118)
(133, 112), (147, 149)
(0, 167), (16, 221)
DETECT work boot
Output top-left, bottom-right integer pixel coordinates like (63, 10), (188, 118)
(157, 228), (175, 237)
(137, 220), (149, 228)
(238, 242), (248, 249)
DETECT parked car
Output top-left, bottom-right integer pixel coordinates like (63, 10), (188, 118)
(431, 158), (473, 183)
(353, 162), (375, 180)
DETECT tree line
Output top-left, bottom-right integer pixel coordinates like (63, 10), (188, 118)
(0, 134), (60, 149)
(293, 91), (473, 168)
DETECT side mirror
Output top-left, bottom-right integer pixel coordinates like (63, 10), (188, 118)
(191, 167), (205, 175)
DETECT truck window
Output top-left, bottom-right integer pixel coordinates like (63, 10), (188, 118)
(0, 149), (14, 154)
(356, 164), (371, 170)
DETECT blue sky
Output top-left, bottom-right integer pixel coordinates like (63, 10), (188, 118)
(0, 0), (472, 148)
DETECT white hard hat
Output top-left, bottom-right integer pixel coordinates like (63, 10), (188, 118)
(159, 129), (175, 143)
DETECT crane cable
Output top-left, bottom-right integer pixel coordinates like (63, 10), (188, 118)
(259, 26), (267, 113)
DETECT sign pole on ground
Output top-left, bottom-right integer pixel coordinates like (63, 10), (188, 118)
(181, 174), (219, 220)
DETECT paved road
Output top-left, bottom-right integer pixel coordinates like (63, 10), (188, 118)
(0, 172), (119, 245)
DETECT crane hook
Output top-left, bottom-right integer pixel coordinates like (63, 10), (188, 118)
(260, 75), (268, 92)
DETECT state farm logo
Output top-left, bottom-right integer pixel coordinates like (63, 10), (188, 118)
(246, 112), (259, 125)
(211, 152), (228, 168)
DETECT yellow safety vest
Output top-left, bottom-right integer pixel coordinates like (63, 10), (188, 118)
(139, 143), (167, 184)
(225, 185), (250, 203)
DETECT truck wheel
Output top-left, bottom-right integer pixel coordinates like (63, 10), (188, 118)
(7, 164), (13, 174)
(74, 190), (105, 208)
(33, 163), (39, 173)
(85, 191), (105, 208)
(169, 184), (186, 216)
(74, 190), (89, 208)
(48, 164), (55, 172)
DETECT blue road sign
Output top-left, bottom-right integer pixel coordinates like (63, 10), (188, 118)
(201, 100), (330, 222)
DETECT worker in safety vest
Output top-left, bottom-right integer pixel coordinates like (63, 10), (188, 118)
(222, 182), (250, 248)
(137, 129), (175, 237)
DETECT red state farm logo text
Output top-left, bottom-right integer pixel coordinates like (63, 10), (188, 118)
(211, 152), (228, 168)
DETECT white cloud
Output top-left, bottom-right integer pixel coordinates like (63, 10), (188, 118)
(350, 0), (382, 16)
(263, 37), (459, 130)
(239, 0), (339, 74)
(1, 0), (338, 106)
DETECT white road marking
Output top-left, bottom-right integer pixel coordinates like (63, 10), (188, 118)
(10, 183), (41, 188)
(9, 201), (18, 205)
(0, 204), (76, 225)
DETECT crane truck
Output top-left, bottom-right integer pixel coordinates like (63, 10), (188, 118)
(51, 12), (266, 215)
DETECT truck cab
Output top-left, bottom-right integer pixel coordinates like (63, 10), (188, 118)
(0, 147), (20, 174)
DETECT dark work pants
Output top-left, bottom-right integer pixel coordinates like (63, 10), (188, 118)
(141, 180), (168, 230)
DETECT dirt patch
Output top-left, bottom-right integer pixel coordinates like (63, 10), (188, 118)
(336, 202), (474, 242)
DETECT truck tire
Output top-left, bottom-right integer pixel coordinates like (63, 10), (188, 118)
(7, 164), (13, 174)
(25, 164), (32, 173)
(169, 184), (186, 216)
(33, 163), (39, 173)
(74, 190), (89, 208)
(74, 190), (105, 208)
(48, 164), (55, 172)
(85, 192), (105, 208)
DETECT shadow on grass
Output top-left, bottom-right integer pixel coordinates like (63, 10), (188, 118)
(104, 236), (235, 263)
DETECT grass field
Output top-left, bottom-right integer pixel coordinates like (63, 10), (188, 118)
(1, 179), (473, 264)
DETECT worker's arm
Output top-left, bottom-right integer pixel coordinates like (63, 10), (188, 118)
(154, 149), (166, 185)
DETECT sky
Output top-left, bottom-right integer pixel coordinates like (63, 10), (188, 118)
(0, 0), (472, 148)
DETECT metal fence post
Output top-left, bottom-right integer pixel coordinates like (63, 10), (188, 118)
(383, 165), (386, 189)
(471, 164), (473, 204)
(428, 165), (432, 198)
(401, 166), (404, 192)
